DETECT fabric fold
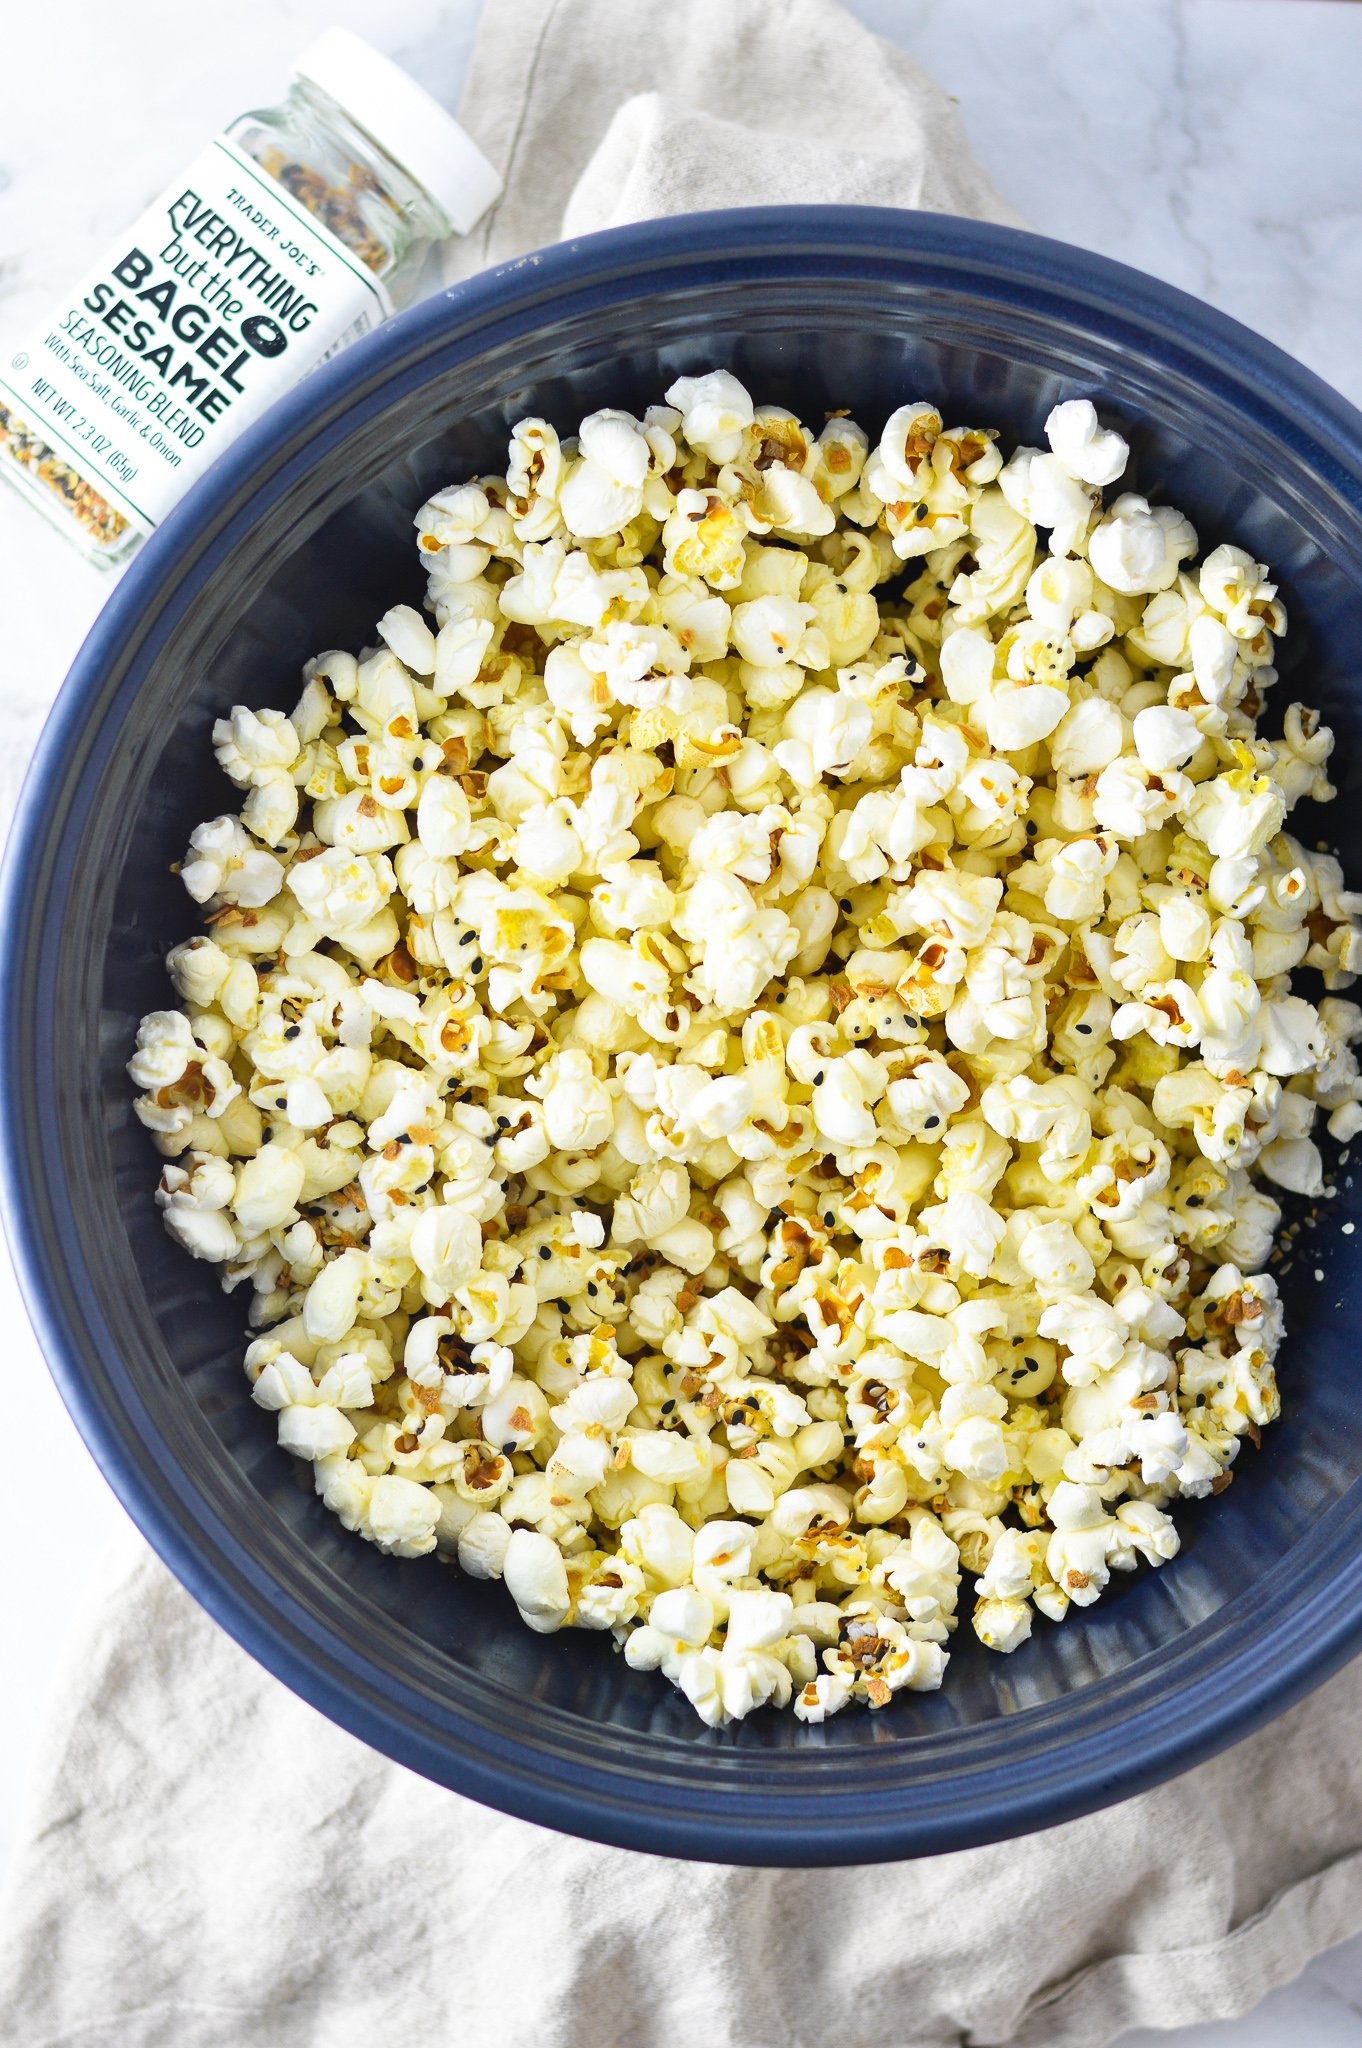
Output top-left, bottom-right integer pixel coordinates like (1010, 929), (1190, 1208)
(445, 0), (1022, 284)
(4, 1551), (1362, 2048)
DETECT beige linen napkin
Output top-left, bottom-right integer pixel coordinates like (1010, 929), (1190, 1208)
(6, 4), (1362, 2044)
(441, 0), (1024, 284)
(6, 1547), (1362, 2048)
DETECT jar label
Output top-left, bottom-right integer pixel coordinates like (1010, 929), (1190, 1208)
(0, 136), (392, 537)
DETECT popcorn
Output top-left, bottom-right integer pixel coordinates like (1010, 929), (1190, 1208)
(974, 1596), (1033, 1653)
(560, 409), (651, 539)
(213, 706), (300, 787)
(772, 684), (874, 788)
(180, 816), (284, 909)
(1185, 765), (1287, 863)
(528, 1048), (614, 1152)
(288, 845), (396, 931)
(503, 1529), (572, 1633)
(1049, 696), (1127, 777)
(129, 1009), (240, 1135)
(376, 603), (437, 675)
(794, 1672), (854, 1723)
(231, 1146), (306, 1236)
(1199, 544), (1285, 641)
(365, 1474), (441, 1558)
(1132, 705), (1202, 774)
(674, 871), (800, 1010)
(156, 1155), (240, 1262)
(1088, 494), (1197, 595)
(410, 1205), (483, 1296)
(1044, 398), (1129, 488)
(664, 370), (755, 463)
(133, 375), (1360, 1727)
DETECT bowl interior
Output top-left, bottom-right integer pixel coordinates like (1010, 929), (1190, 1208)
(12, 213), (1362, 1861)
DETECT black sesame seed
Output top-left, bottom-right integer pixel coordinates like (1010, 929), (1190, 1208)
(924, 1115), (940, 1130)
(496, 1115), (509, 1128)
(1026, 821), (1037, 836)
(662, 1399), (676, 1414)
(502, 1441), (517, 1455)
(284, 1024), (301, 1040)
(1076, 1023), (1092, 1035)
(470, 956), (484, 973)
(823, 1211), (835, 1227)
(587, 1282), (597, 1296)
(539, 1245), (552, 1259)
(460, 931), (476, 946)
(839, 899), (853, 914)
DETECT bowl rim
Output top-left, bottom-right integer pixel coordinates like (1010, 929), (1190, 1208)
(7, 203), (1362, 1866)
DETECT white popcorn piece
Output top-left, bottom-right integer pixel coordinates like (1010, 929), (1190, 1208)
(560, 410), (651, 539)
(1089, 494), (1197, 595)
(410, 1205), (483, 1295)
(376, 603), (437, 675)
(213, 706), (300, 789)
(503, 1529), (572, 1633)
(365, 1474), (441, 1558)
(1044, 398), (1129, 488)
(664, 369), (755, 463)
(231, 1146), (306, 1236)
(973, 1596), (1033, 1653)
(1132, 704), (1201, 774)
(288, 845), (396, 932)
(996, 449), (1091, 559)
(181, 816), (284, 909)
(156, 1155), (240, 1262)
(793, 1672), (853, 1723)
(277, 1402), (356, 1461)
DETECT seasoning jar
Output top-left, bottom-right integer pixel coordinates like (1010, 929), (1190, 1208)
(0, 28), (501, 567)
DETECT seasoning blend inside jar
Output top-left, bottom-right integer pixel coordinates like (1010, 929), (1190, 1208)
(0, 28), (501, 566)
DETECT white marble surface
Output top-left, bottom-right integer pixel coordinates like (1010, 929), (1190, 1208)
(2, 1), (1362, 2040)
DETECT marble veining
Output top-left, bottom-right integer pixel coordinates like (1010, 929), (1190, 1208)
(3, 4), (1362, 2039)
(854, 0), (1362, 416)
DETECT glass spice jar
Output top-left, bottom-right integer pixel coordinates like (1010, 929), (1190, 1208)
(0, 28), (501, 568)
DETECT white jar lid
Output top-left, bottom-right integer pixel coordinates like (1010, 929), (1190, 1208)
(293, 27), (502, 236)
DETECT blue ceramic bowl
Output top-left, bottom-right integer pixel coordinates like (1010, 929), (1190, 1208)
(6, 209), (1362, 1867)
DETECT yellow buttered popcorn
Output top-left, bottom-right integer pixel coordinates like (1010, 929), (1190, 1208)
(131, 374), (1362, 1726)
